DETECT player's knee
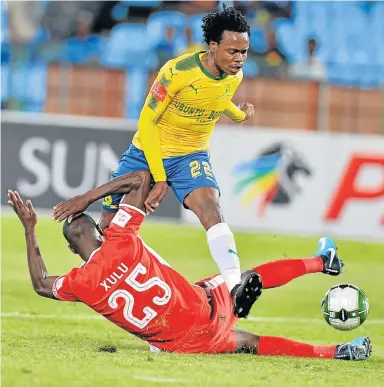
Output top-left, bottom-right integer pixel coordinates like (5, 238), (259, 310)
(132, 170), (150, 188)
(131, 170), (151, 196)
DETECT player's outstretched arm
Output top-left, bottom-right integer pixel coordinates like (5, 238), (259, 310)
(52, 171), (145, 222)
(7, 190), (58, 299)
(224, 101), (255, 122)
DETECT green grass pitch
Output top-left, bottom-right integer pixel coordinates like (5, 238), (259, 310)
(2, 215), (384, 387)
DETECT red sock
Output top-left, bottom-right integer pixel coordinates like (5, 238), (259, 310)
(254, 257), (323, 289)
(258, 336), (336, 359)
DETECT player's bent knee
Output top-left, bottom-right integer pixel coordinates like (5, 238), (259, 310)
(128, 170), (151, 198)
(132, 170), (151, 189)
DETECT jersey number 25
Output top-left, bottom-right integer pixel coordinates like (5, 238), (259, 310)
(108, 263), (172, 329)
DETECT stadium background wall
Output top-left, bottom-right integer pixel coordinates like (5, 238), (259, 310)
(1, 111), (181, 220)
(182, 126), (384, 242)
(2, 111), (383, 242)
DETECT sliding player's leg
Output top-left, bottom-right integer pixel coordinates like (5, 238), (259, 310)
(252, 237), (344, 290)
(232, 329), (372, 360)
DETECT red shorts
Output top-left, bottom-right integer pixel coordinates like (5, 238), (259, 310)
(173, 274), (239, 354)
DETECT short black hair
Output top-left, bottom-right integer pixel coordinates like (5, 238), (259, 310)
(63, 213), (97, 251)
(202, 5), (250, 45)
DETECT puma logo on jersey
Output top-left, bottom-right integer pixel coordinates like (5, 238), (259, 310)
(217, 85), (231, 100)
(169, 67), (177, 78)
(189, 82), (200, 95)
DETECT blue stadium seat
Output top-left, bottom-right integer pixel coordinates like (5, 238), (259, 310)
(31, 28), (49, 45)
(65, 35), (103, 64)
(101, 23), (158, 119)
(274, 20), (298, 62)
(250, 28), (266, 53)
(111, 3), (129, 21)
(9, 61), (47, 112)
(326, 63), (349, 86)
(146, 11), (187, 50)
(101, 23), (158, 69)
(242, 60), (259, 78)
(120, 0), (161, 6)
(360, 66), (380, 88)
(124, 67), (150, 120)
(188, 14), (205, 44)
(276, 1), (381, 87)
(25, 63), (48, 112)
(1, 0), (8, 46)
(380, 67), (384, 86)
(1, 61), (8, 104)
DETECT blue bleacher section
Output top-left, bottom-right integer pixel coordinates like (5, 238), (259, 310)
(146, 11), (187, 53)
(64, 35), (103, 64)
(111, 3), (129, 22)
(120, 0), (162, 7)
(1, 1), (383, 117)
(274, 1), (384, 87)
(188, 14), (205, 44)
(1, 0), (9, 105)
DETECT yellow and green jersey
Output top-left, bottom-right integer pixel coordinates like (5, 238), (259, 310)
(133, 51), (246, 181)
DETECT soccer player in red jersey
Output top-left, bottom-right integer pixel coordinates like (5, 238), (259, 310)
(8, 173), (371, 360)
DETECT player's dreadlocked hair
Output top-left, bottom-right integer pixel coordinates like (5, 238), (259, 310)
(202, 5), (250, 44)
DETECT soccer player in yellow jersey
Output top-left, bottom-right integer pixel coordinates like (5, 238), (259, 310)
(102, 6), (259, 318)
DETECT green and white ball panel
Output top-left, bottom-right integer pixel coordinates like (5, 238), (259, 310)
(321, 284), (369, 331)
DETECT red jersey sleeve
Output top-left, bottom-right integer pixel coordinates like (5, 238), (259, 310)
(104, 204), (146, 238)
(52, 268), (81, 302)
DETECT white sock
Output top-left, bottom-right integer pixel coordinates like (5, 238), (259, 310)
(207, 223), (242, 292)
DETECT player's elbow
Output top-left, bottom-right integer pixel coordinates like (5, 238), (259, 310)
(34, 285), (53, 299)
(33, 285), (46, 297)
(32, 280), (46, 297)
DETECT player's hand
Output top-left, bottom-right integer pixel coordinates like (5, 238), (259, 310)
(7, 190), (37, 231)
(239, 102), (255, 121)
(144, 181), (168, 215)
(52, 194), (90, 223)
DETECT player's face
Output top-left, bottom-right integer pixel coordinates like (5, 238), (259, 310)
(210, 31), (249, 75)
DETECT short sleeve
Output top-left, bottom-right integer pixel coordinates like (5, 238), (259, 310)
(52, 268), (80, 302)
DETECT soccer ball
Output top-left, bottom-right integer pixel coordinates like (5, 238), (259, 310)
(321, 284), (369, 331)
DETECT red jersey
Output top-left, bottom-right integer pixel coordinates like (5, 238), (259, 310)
(53, 204), (209, 352)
